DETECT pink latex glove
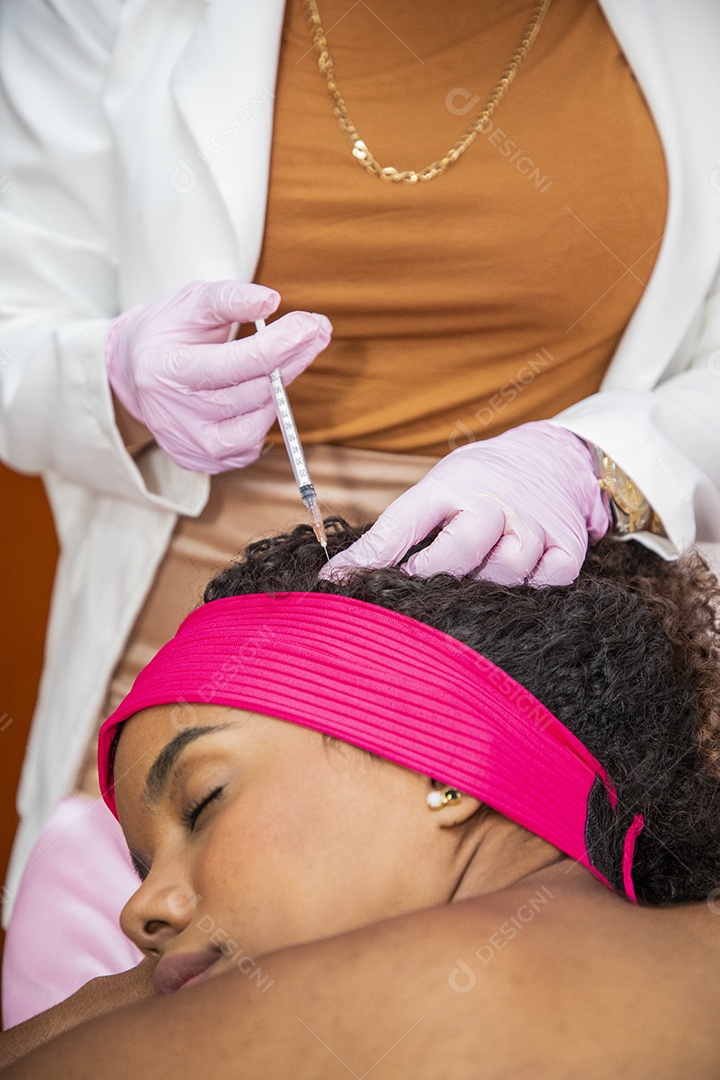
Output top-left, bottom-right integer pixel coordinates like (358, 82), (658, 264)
(324, 421), (611, 586)
(106, 280), (332, 473)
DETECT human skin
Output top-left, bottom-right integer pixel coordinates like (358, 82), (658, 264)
(2, 867), (720, 1079)
(111, 391), (154, 456)
(2, 703), (720, 1076)
(113, 704), (563, 965)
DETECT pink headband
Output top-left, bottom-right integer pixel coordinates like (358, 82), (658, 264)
(98, 592), (643, 901)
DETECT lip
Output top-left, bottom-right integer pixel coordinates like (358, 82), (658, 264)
(152, 950), (221, 996)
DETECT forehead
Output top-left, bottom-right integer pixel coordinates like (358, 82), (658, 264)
(112, 703), (238, 783)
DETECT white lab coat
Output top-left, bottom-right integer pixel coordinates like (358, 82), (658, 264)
(1, 0), (719, 921)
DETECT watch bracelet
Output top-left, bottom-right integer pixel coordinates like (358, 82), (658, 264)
(583, 439), (666, 538)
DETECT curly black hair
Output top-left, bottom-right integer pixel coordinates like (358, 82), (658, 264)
(204, 519), (720, 906)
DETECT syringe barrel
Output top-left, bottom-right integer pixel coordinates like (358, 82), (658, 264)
(256, 320), (325, 550)
(267, 369), (312, 489)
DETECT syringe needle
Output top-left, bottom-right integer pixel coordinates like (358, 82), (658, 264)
(255, 318), (328, 558)
(305, 495), (330, 560)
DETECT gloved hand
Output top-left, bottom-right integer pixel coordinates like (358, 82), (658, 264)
(106, 279), (332, 473)
(323, 421), (611, 586)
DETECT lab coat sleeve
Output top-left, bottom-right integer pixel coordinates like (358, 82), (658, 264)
(0, 0), (208, 514)
(551, 260), (720, 558)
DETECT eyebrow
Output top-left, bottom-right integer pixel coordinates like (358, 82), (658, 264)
(142, 724), (232, 806)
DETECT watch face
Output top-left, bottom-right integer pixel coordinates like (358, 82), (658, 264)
(605, 460), (649, 517)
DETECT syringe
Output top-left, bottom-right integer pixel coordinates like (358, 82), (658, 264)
(255, 319), (329, 558)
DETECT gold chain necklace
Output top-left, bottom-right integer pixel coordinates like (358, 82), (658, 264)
(303, 0), (552, 184)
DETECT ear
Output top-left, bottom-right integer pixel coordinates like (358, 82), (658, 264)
(426, 779), (483, 827)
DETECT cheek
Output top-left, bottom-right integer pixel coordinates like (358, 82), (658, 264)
(185, 743), (435, 958)
(192, 766), (394, 953)
(186, 778), (339, 953)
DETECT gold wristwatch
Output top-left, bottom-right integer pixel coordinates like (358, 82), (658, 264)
(586, 443), (665, 537)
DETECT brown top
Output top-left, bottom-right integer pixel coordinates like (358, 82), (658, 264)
(255, 0), (667, 456)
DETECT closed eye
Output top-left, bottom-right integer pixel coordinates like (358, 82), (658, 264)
(131, 852), (150, 882)
(182, 786), (224, 832)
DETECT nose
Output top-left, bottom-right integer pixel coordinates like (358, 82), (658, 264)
(120, 874), (201, 958)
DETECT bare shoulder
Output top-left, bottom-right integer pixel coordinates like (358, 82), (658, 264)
(440, 864), (720, 1077)
(242, 863), (720, 1078)
(4, 867), (720, 1080)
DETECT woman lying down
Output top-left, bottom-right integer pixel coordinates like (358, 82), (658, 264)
(3, 519), (720, 1079)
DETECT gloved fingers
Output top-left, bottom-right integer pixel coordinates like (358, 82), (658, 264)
(527, 540), (587, 587)
(179, 311), (331, 389)
(176, 280), (281, 333)
(587, 489), (612, 542)
(177, 341), (322, 421)
(473, 524), (546, 586)
(551, 428), (611, 542)
(403, 504), (507, 577)
(321, 484), (453, 577)
(174, 380), (267, 422)
(153, 403), (277, 473)
(322, 421), (608, 582)
(201, 403), (278, 466)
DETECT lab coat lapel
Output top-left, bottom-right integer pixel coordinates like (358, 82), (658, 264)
(595, 0), (720, 388)
(170, 0), (287, 275)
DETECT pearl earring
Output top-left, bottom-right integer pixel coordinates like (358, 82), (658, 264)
(426, 787), (462, 810)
